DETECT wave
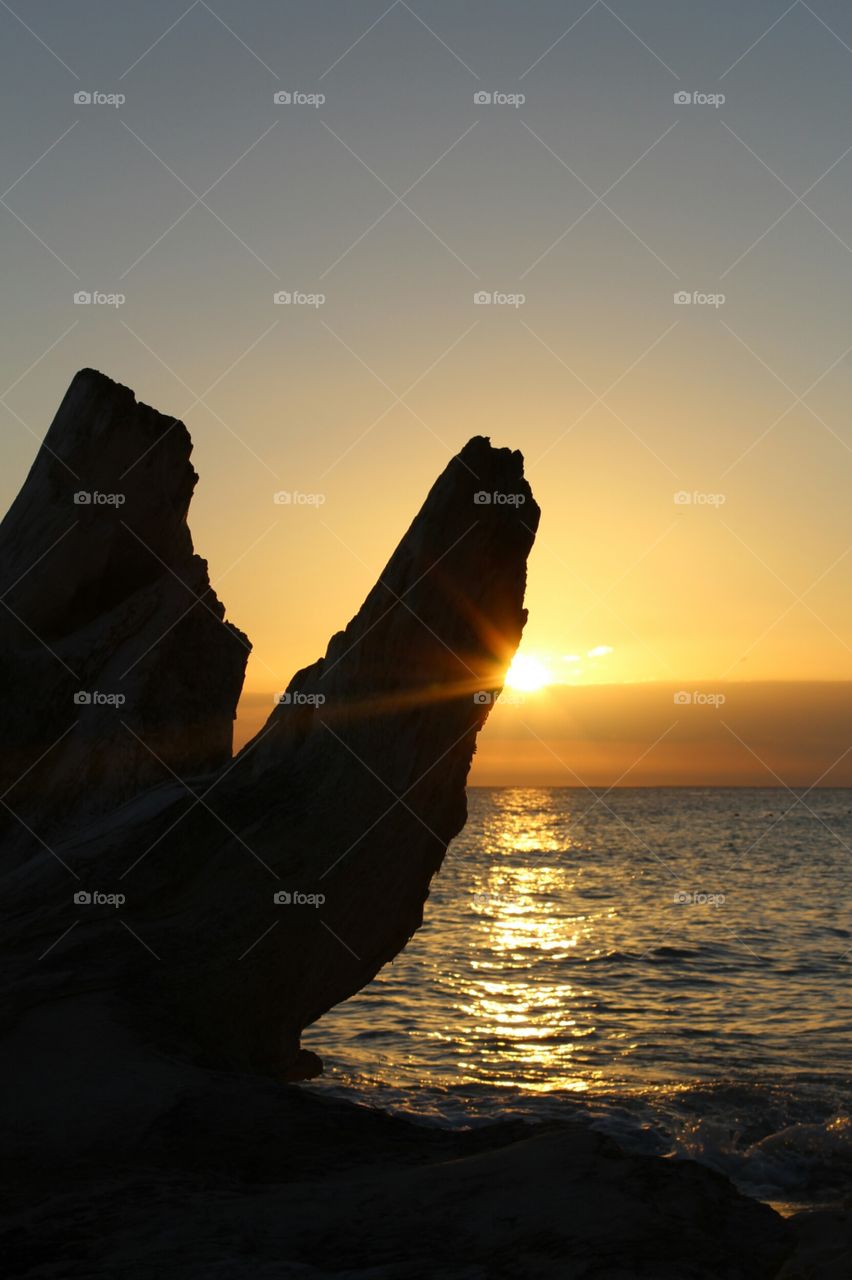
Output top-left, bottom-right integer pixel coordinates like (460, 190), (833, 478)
(671, 1113), (852, 1203)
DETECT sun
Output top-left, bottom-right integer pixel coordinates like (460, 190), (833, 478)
(504, 653), (552, 692)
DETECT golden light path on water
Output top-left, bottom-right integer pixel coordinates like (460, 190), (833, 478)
(305, 786), (852, 1213)
(306, 783), (852, 1180)
(448, 806), (609, 1095)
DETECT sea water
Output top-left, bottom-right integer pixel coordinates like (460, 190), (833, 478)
(304, 788), (852, 1210)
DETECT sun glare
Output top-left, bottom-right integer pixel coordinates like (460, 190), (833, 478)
(504, 653), (552, 692)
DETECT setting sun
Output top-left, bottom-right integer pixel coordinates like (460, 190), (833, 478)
(504, 653), (552, 692)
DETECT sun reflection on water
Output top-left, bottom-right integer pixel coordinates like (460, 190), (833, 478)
(438, 791), (610, 1093)
(297, 790), (852, 1211)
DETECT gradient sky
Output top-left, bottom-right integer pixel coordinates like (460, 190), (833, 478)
(1, 1), (851, 784)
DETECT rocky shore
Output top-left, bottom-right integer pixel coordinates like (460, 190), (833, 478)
(1, 372), (846, 1277)
(0, 1077), (808, 1279)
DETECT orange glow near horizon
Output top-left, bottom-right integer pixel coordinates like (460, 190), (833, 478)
(2, 2), (852, 792)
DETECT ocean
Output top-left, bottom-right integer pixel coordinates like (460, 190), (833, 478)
(304, 787), (852, 1213)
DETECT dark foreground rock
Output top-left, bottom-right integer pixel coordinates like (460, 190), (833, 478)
(0, 370), (539, 1125)
(0, 1083), (793, 1279)
(0, 370), (817, 1278)
(778, 1205), (852, 1279)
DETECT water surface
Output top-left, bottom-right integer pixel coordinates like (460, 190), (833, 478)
(305, 788), (852, 1209)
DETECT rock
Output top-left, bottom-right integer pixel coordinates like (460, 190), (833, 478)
(0, 369), (800, 1280)
(0, 370), (540, 1161)
(0, 1091), (792, 1278)
(777, 1205), (852, 1279)
(0, 369), (249, 836)
(223, 431), (541, 1074)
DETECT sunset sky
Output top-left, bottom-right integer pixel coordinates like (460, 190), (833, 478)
(2, 0), (851, 784)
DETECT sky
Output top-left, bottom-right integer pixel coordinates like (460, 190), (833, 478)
(1, 1), (851, 784)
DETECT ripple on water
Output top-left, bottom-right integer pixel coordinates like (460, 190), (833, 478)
(304, 788), (852, 1207)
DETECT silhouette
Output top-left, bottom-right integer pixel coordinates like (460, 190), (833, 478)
(0, 372), (797, 1276)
